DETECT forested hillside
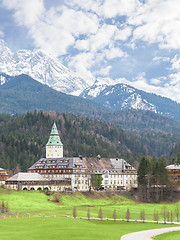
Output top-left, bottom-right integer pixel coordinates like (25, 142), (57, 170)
(0, 111), (179, 174)
(169, 142), (180, 163)
(0, 111), (141, 173)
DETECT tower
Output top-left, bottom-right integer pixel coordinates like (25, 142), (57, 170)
(46, 122), (63, 158)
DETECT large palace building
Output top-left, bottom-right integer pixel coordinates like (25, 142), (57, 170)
(5, 123), (137, 191)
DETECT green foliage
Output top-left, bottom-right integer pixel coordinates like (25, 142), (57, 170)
(0, 111), (146, 172)
(169, 142), (180, 163)
(91, 174), (103, 189)
(138, 156), (169, 202)
(1, 74), (180, 159)
(0, 110), (179, 173)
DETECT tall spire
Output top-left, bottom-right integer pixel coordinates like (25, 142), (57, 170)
(46, 122), (63, 158)
(46, 122), (63, 146)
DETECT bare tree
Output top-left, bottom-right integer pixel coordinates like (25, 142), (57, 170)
(171, 210), (174, 223)
(154, 210), (159, 224)
(73, 206), (77, 219)
(126, 208), (130, 222)
(113, 209), (116, 222)
(1, 200), (5, 213)
(98, 208), (103, 221)
(176, 205), (179, 222)
(166, 210), (170, 222)
(162, 207), (166, 224)
(140, 209), (145, 223)
(87, 208), (90, 220)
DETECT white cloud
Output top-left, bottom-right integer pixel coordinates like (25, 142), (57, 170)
(152, 56), (170, 62)
(114, 27), (132, 41)
(171, 55), (180, 70)
(0, 30), (4, 37)
(105, 47), (127, 59)
(95, 66), (112, 76)
(75, 24), (117, 52)
(2, 0), (45, 26)
(68, 52), (95, 84)
(99, 0), (141, 18)
(1, 0), (180, 103)
(129, 0), (180, 49)
(150, 78), (162, 85)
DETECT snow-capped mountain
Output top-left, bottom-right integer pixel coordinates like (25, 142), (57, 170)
(0, 40), (88, 95)
(81, 82), (180, 121)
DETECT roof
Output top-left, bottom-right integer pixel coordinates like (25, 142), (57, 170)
(6, 172), (46, 182)
(46, 122), (63, 146)
(166, 164), (180, 170)
(83, 158), (136, 173)
(28, 157), (86, 170)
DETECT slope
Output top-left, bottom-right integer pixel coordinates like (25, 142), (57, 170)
(0, 74), (110, 118)
(81, 83), (180, 121)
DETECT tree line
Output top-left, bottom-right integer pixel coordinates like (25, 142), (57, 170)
(138, 156), (172, 202)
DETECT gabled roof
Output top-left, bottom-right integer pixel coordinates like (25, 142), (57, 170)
(46, 122), (63, 146)
(6, 172), (46, 182)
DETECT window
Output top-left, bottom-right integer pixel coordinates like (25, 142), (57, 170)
(105, 180), (108, 185)
(126, 180), (128, 184)
(114, 180), (116, 184)
(105, 171), (109, 178)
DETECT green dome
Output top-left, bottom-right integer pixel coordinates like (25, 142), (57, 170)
(46, 122), (63, 146)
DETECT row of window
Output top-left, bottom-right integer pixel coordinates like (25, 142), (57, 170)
(105, 174), (136, 179)
(74, 180), (88, 184)
(104, 180), (136, 185)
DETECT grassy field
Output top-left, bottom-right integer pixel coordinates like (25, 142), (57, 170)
(154, 231), (180, 240)
(0, 189), (180, 220)
(0, 216), (178, 240)
(0, 189), (180, 240)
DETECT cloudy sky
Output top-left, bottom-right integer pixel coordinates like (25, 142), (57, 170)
(0, 0), (180, 102)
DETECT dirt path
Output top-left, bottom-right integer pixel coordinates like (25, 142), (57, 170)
(121, 227), (180, 240)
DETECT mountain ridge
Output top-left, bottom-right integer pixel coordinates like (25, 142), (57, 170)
(0, 73), (180, 135)
(0, 40), (89, 96)
(81, 82), (180, 121)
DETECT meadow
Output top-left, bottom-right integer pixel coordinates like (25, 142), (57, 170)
(0, 189), (180, 240)
(154, 230), (180, 240)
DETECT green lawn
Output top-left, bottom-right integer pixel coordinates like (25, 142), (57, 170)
(0, 189), (180, 221)
(154, 231), (180, 240)
(0, 189), (180, 240)
(0, 217), (177, 240)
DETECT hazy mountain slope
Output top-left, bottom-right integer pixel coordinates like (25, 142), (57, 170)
(0, 74), (110, 117)
(81, 82), (180, 121)
(1, 74), (180, 136)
